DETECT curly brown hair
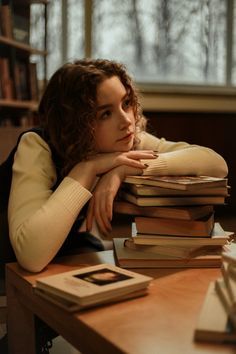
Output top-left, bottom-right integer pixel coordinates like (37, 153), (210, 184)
(38, 58), (146, 176)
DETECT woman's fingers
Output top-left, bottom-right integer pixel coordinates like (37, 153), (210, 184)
(124, 150), (158, 160)
(86, 198), (94, 232)
(115, 151), (158, 169)
(86, 192), (113, 236)
(94, 193), (113, 235)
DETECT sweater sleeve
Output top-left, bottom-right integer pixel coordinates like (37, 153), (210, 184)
(136, 131), (228, 177)
(8, 132), (92, 272)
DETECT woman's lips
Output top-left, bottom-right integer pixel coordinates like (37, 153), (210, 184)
(117, 132), (133, 142)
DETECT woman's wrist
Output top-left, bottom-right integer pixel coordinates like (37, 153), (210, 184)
(68, 160), (97, 190)
(113, 165), (141, 181)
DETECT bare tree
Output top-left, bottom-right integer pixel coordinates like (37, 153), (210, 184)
(130, 0), (144, 66)
(198, 0), (225, 81)
(153, 0), (172, 74)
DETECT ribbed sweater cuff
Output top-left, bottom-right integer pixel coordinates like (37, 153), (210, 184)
(52, 177), (92, 217)
(142, 155), (168, 175)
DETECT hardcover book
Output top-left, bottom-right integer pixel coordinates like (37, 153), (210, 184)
(215, 278), (236, 330)
(125, 183), (229, 197)
(120, 190), (226, 207)
(0, 3), (13, 38)
(124, 175), (228, 191)
(134, 213), (214, 237)
(113, 201), (214, 220)
(226, 263), (236, 282)
(124, 238), (222, 259)
(35, 263), (152, 311)
(221, 261), (236, 310)
(113, 238), (222, 268)
(194, 282), (236, 343)
(222, 242), (236, 266)
(131, 222), (232, 247)
(13, 14), (29, 44)
(35, 286), (148, 313)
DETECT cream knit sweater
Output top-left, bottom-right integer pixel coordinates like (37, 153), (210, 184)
(8, 131), (228, 272)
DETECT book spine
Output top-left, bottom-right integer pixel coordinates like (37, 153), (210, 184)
(0, 4), (13, 38)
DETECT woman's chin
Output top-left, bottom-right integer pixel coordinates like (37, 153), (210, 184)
(116, 140), (134, 152)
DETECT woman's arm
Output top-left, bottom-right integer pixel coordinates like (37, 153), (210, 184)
(9, 133), (156, 272)
(8, 132), (93, 272)
(86, 132), (228, 236)
(137, 132), (228, 177)
(86, 165), (142, 235)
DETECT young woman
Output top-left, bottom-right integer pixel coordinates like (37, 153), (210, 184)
(8, 59), (228, 272)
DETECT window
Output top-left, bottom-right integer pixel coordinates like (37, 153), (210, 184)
(93, 0), (227, 86)
(30, 0), (236, 111)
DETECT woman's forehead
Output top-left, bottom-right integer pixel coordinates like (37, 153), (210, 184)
(97, 76), (126, 103)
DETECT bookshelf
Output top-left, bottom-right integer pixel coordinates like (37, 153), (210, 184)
(0, 0), (48, 162)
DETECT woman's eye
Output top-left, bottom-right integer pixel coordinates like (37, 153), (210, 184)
(100, 110), (111, 120)
(123, 98), (131, 109)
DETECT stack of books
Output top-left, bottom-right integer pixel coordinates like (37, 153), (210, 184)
(119, 175), (229, 207)
(113, 175), (233, 268)
(194, 243), (236, 343)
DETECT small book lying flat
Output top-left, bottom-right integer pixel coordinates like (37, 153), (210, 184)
(35, 263), (152, 311)
(35, 286), (148, 312)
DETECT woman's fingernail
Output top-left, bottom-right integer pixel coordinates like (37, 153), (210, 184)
(153, 153), (158, 157)
(144, 163), (149, 167)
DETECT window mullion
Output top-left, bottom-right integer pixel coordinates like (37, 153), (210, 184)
(62, 0), (68, 64)
(84, 0), (93, 58)
(226, 0), (234, 86)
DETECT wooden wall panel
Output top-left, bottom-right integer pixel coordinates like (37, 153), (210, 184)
(144, 111), (236, 213)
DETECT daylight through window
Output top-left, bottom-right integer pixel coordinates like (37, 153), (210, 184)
(30, 0), (236, 89)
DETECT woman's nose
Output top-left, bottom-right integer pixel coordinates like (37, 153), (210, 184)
(119, 109), (132, 128)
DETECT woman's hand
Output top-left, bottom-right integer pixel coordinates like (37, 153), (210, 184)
(68, 150), (157, 190)
(88, 150), (157, 175)
(86, 165), (143, 235)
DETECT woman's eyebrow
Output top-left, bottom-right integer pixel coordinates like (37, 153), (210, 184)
(97, 93), (128, 111)
(97, 103), (112, 111)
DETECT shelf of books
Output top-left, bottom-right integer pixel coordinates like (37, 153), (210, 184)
(113, 175), (234, 269)
(0, 0), (48, 161)
(0, 98), (38, 110)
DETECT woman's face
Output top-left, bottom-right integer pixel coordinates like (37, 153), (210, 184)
(93, 76), (136, 153)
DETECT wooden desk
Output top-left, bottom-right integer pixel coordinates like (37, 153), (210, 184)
(6, 250), (235, 354)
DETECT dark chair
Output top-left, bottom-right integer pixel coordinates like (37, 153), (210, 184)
(0, 277), (7, 354)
